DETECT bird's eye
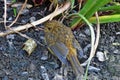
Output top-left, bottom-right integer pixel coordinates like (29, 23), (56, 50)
(48, 27), (51, 30)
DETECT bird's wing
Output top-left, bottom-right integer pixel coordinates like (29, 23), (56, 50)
(72, 39), (84, 58)
(48, 42), (69, 64)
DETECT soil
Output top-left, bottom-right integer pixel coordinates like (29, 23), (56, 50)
(0, 0), (120, 80)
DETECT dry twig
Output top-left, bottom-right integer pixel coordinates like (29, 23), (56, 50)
(3, 0), (7, 29)
(7, 0), (28, 28)
(81, 12), (100, 66)
(0, 1), (71, 36)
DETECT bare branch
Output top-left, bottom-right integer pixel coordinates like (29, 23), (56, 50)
(0, 1), (71, 37)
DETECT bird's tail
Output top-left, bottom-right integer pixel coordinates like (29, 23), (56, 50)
(68, 54), (84, 76)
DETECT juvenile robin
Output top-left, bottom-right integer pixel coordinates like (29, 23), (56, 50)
(44, 20), (84, 77)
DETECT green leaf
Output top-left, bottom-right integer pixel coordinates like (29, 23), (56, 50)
(89, 14), (120, 23)
(70, 0), (112, 29)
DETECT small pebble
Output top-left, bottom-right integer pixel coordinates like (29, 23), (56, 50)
(40, 66), (49, 80)
(30, 63), (36, 72)
(21, 20), (27, 24)
(112, 42), (120, 46)
(8, 17), (13, 21)
(53, 74), (64, 80)
(21, 9), (29, 15)
(0, 18), (3, 21)
(83, 44), (91, 53)
(40, 36), (45, 40)
(112, 76), (120, 80)
(49, 62), (59, 69)
(109, 55), (115, 62)
(6, 34), (15, 40)
(88, 66), (100, 72)
(41, 51), (48, 60)
(21, 71), (28, 76)
(84, 28), (90, 36)
(2, 76), (8, 80)
(3, 69), (11, 75)
(110, 36), (115, 42)
(113, 49), (119, 54)
(30, 17), (36, 22)
(96, 51), (105, 62)
(79, 33), (86, 37)
(28, 78), (33, 80)
(116, 32), (120, 35)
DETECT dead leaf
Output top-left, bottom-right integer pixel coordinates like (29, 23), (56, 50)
(23, 39), (37, 55)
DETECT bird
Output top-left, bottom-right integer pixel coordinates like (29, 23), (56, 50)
(44, 20), (84, 77)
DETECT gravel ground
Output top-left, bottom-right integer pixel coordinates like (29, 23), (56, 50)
(0, 0), (120, 80)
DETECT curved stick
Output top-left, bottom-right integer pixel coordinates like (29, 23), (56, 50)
(0, 1), (71, 36)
